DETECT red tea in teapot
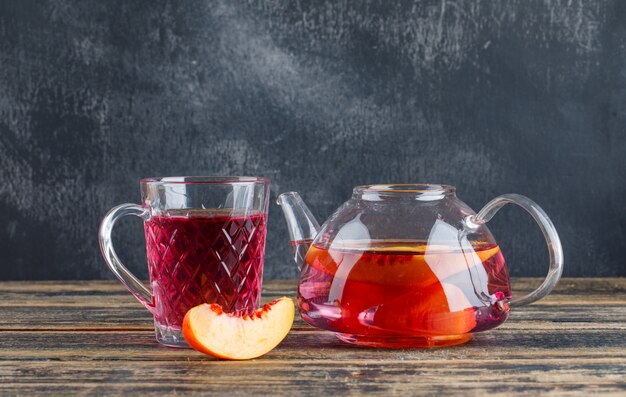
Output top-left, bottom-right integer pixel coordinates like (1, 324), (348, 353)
(297, 240), (511, 347)
(278, 185), (563, 349)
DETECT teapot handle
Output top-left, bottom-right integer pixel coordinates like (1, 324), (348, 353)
(465, 194), (564, 307)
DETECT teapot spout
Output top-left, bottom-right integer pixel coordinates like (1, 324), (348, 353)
(276, 192), (321, 270)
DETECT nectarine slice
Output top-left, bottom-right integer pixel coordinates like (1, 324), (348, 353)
(183, 297), (295, 360)
(367, 282), (477, 335)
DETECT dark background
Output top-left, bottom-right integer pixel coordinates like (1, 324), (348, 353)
(0, 0), (624, 280)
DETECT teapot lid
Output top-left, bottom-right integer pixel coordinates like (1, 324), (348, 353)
(353, 184), (456, 201)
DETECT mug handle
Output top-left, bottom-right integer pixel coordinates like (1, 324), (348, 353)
(465, 194), (564, 307)
(98, 203), (155, 313)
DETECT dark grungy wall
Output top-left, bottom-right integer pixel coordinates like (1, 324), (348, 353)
(0, 0), (625, 279)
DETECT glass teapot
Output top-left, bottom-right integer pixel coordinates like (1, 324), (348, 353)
(277, 184), (563, 348)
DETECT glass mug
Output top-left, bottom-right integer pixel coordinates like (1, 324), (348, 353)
(99, 176), (270, 347)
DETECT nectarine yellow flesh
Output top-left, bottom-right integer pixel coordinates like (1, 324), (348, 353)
(183, 297), (295, 360)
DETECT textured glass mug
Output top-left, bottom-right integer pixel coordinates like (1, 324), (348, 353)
(98, 176), (270, 347)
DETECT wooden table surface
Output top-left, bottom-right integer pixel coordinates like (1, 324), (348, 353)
(1, 278), (625, 396)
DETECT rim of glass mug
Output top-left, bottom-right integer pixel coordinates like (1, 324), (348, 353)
(141, 176), (270, 185)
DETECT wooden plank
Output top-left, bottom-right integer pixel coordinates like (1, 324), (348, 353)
(0, 279), (623, 314)
(0, 279), (624, 396)
(1, 359), (624, 396)
(1, 278), (624, 331)
(2, 305), (624, 331)
(1, 291), (624, 308)
(1, 278), (623, 293)
(0, 328), (625, 360)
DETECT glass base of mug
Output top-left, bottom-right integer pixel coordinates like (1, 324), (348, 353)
(154, 322), (189, 348)
(335, 333), (473, 348)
